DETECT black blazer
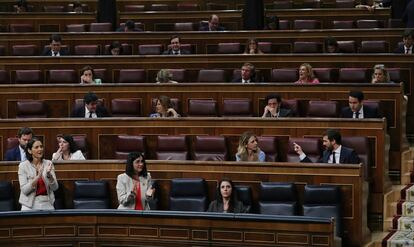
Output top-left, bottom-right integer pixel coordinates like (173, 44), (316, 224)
(5, 146), (21, 161)
(41, 48), (70, 56)
(263, 108), (293, 118)
(301, 146), (360, 164)
(162, 49), (191, 55)
(340, 105), (380, 118)
(71, 105), (110, 118)
(231, 77), (257, 83)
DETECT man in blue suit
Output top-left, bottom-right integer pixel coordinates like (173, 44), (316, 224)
(340, 90), (381, 119)
(293, 129), (360, 164)
(5, 127), (34, 161)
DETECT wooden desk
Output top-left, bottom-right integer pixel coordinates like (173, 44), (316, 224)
(0, 160), (365, 246)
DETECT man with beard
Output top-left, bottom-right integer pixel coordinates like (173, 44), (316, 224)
(5, 127), (34, 161)
(293, 129), (360, 164)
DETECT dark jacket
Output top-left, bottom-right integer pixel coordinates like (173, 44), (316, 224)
(301, 146), (360, 164)
(231, 76), (257, 83)
(207, 200), (249, 213)
(263, 108), (293, 118)
(340, 105), (380, 118)
(5, 146), (21, 161)
(162, 49), (191, 55)
(198, 25), (225, 31)
(41, 48), (70, 56)
(403, 0), (414, 28)
(70, 105), (110, 118)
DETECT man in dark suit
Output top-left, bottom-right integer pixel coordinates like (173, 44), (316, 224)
(5, 127), (34, 161)
(394, 29), (413, 54)
(199, 14), (225, 31)
(116, 20), (143, 32)
(162, 36), (191, 55)
(232, 62), (257, 83)
(261, 94), (293, 118)
(71, 92), (110, 118)
(340, 90), (380, 119)
(41, 34), (70, 56)
(403, 0), (414, 28)
(293, 129), (360, 164)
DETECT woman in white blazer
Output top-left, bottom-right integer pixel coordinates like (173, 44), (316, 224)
(116, 152), (155, 210)
(52, 135), (85, 161)
(18, 138), (59, 210)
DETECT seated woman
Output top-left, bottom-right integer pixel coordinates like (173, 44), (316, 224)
(156, 69), (178, 84)
(149, 95), (180, 118)
(294, 63), (320, 84)
(243, 38), (264, 55)
(72, 1), (83, 13)
(371, 64), (394, 83)
(207, 178), (248, 213)
(18, 138), (58, 210)
(116, 152), (155, 210)
(235, 131), (266, 162)
(80, 66), (102, 85)
(109, 41), (123, 56)
(52, 135), (85, 161)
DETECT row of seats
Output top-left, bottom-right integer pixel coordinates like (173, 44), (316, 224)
(0, 67), (404, 84)
(1, 40), (403, 56)
(0, 179), (342, 237)
(6, 134), (370, 166)
(9, 97), (381, 119)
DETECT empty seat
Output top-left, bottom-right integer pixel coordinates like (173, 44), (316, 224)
(258, 182), (298, 215)
(278, 20), (291, 30)
(206, 3), (228, 10)
(342, 136), (370, 176)
(338, 68), (368, 83)
(287, 138), (321, 162)
(356, 20), (383, 28)
(197, 69), (226, 82)
(293, 41), (323, 53)
(222, 98), (253, 117)
(174, 22), (195, 31)
(187, 99), (218, 117)
(193, 136), (227, 161)
(281, 99), (299, 116)
(169, 178), (208, 211)
(93, 68), (108, 83)
(123, 4), (145, 11)
(168, 69), (187, 82)
(73, 180), (110, 209)
(155, 135), (189, 160)
(176, 3), (199, 11)
(217, 43), (242, 54)
(360, 41), (389, 53)
(307, 100), (339, 117)
(313, 68), (338, 82)
(138, 44), (163, 55)
(16, 100), (48, 118)
(12, 45), (37, 56)
(0, 181), (14, 211)
(293, 20), (321, 29)
(337, 40), (357, 53)
(72, 135), (88, 158)
(388, 68), (402, 83)
(9, 24), (33, 32)
(0, 70), (9, 83)
(74, 45), (100, 55)
(273, 0), (293, 9)
(271, 68), (298, 82)
(301, 0), (321, 8)
(114, 135), (146, 159)
(234, 185), (253, 212)
(332, 20), (354, 29)
(43, 5), (65, 12)
(150, 4), (169, 10)
(303, 185), (343, 238)
(15, 70), (42, 84)
(89, 22), (112, 32)
(48, 69), (77, 84)
(388, 19), (404, 28)
(0, 45), (5, 56)
(66, 24), (87, 32)
(257, 136), (278, 162)
(111, 98), (141, 117)
(335, 0), (355, 8)
(117, 69), (146, 83)
(258, 42), (274, 53)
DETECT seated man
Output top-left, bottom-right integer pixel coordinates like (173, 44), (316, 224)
(71, 92), (110, 118)
(262, 94), (293, 118)
(41, 34), (69, 56)
(117, 20), (143, 32)
(293, 129), (360, 164)
(394, 29), (413, 54)
(162, 36), (190, 55)
(232, 62), (257, 83)
(340, 90), (380, 118)
(199, 14), (225, 31)
(5, 127), (34, 161)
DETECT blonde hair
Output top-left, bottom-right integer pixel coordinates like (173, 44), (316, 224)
(300, 63), (316, 80)
(372, 64), (390, 83)
(236, 131), (261, 161)
(156, 69), (173, 83)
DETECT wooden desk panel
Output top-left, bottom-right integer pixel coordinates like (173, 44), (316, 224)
(0, 160), (365, 246)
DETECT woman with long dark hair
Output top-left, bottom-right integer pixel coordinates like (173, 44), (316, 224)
(207, 178), (248, 213)
(52, 135), (85, 161)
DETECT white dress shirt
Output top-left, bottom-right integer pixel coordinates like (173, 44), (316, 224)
(19, 146), (27, 161)
(85, 106), (97, 118)
(353, 106), (364, 119)
(329, 145), (342, 164)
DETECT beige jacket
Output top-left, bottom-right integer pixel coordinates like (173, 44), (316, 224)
(116, 172), (153, 210)
(18, 159), (58, 208)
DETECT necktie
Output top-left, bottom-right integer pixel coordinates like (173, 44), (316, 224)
(406, 48), (411, 54)
(355, 111), (360, 119)
(53, 52), (58, 56)
(88, 112), (93, 118)
(332, 151), (336, 164)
